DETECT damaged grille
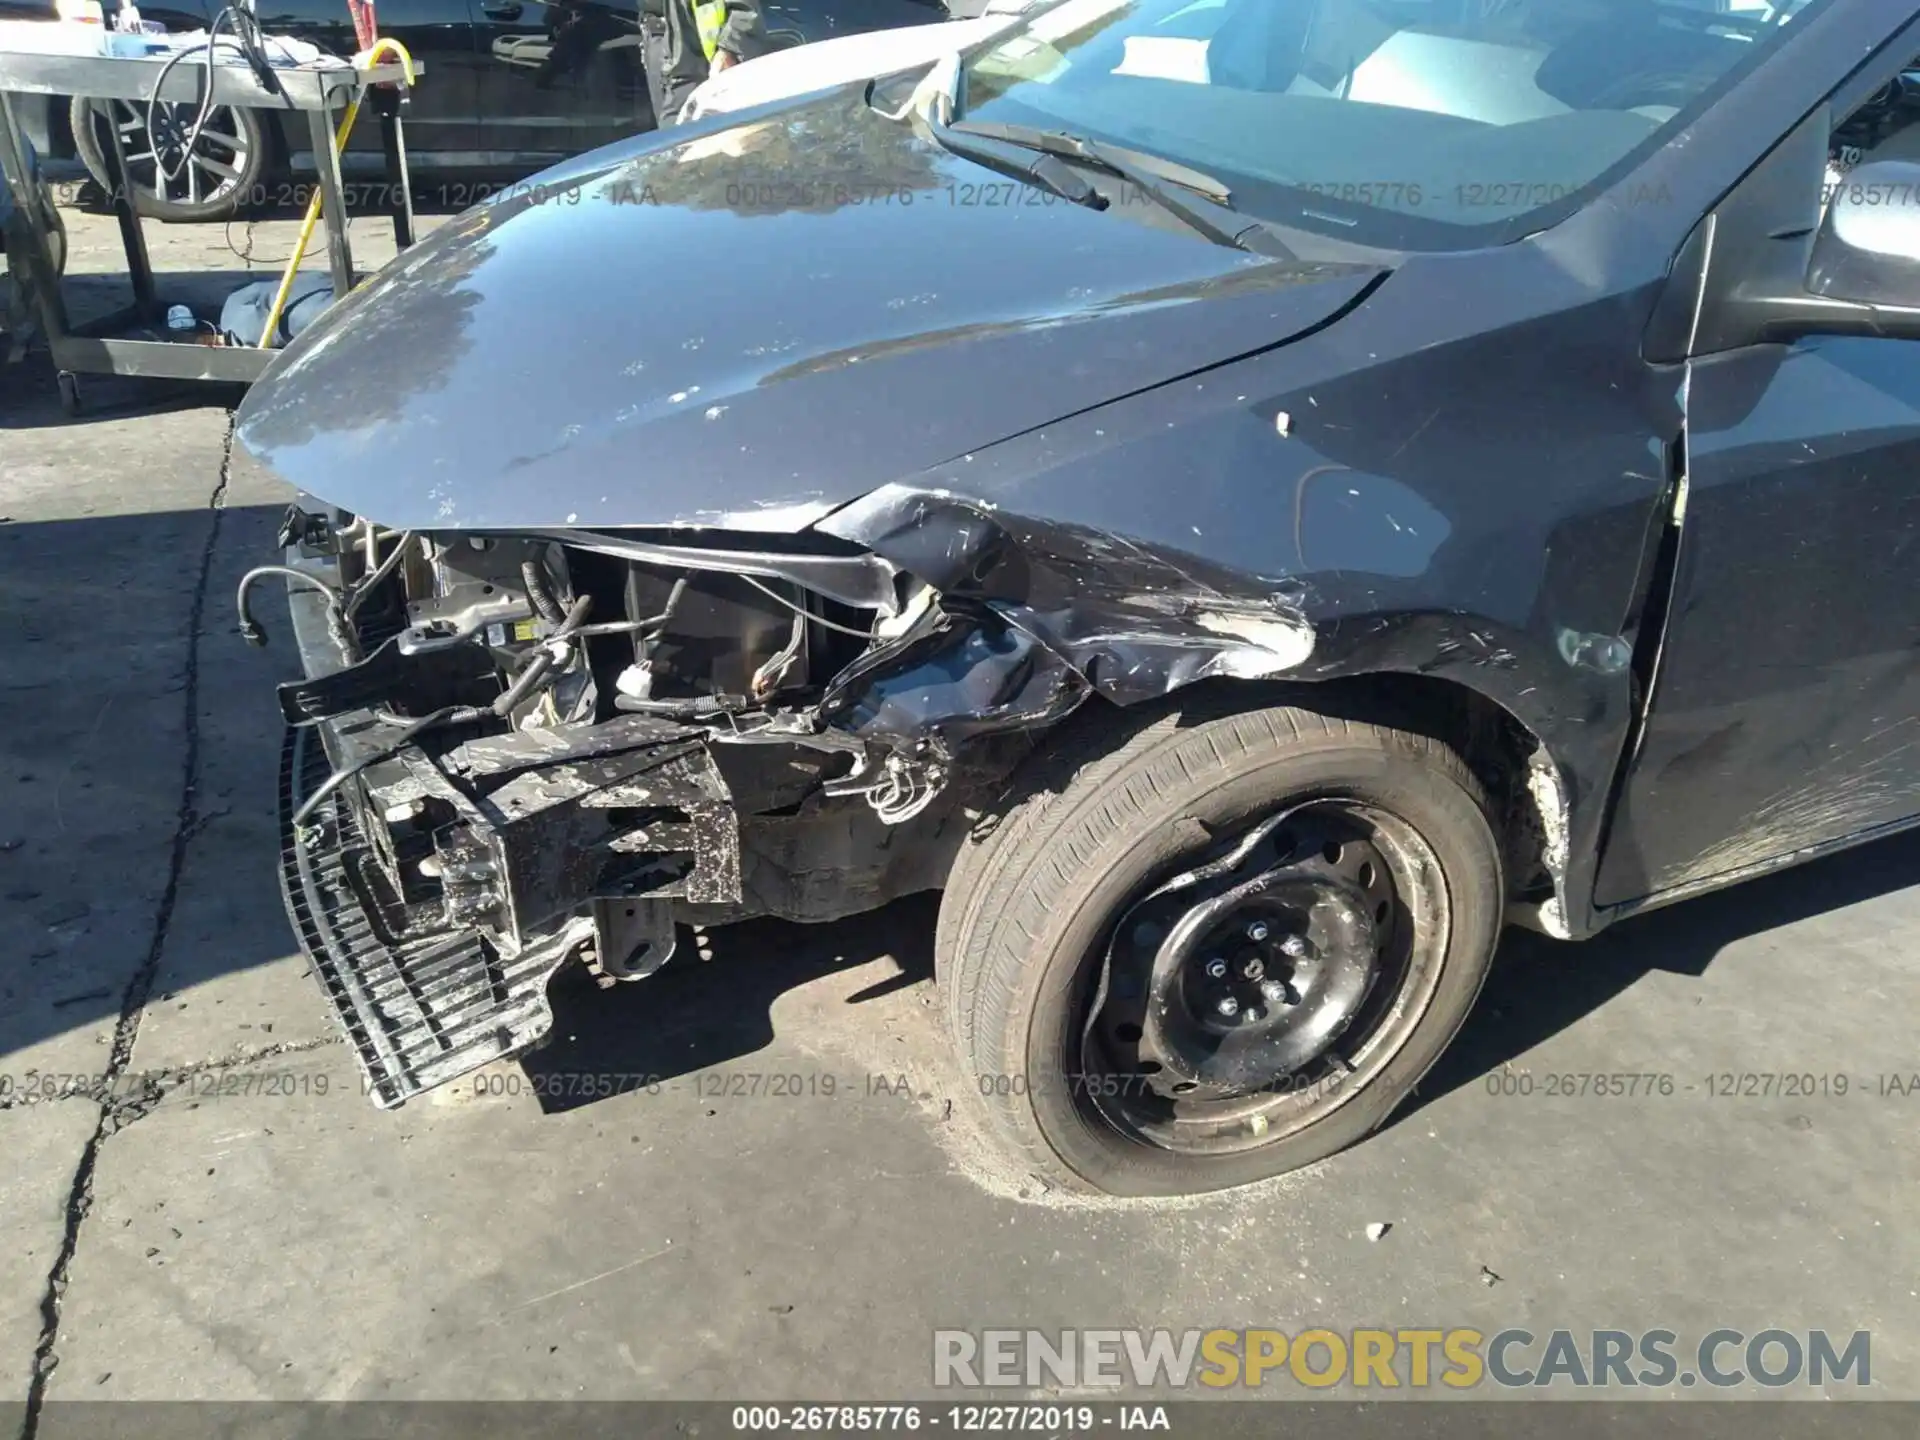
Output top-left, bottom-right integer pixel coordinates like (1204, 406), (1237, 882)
(279, 724), (577, 1107)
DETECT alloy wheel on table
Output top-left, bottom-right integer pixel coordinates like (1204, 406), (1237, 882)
(88, 98), (253, 212)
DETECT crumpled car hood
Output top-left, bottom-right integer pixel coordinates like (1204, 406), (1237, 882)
(234, 90), (1382, 533)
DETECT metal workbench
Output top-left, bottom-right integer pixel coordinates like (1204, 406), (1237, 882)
(0, 40), (419, 407)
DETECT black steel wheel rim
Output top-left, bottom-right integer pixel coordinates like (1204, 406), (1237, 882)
(1077, 796), (1448, 1156)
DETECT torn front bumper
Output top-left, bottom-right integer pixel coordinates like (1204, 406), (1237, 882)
(276, 590), (743, 1107)
(279, 724), (565, 1108)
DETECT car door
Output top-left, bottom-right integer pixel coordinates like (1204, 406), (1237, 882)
(1593, 31), (1920, 909)
(473, 0), (647, 164)
(766, 0), (947, 49)
(257, 0), (483, 171)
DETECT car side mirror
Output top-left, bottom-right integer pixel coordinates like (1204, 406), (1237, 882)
(1807, 159), (1920, 306)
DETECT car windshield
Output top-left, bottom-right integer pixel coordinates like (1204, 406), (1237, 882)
(958, 0), (1826, 248)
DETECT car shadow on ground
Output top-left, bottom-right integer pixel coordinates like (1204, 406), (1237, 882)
(525, 825), (1920, 1121)
(520, 895), (941, 1114)
(1415, 825), (1920, 1110)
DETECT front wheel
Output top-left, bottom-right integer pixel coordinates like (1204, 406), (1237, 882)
(936, 700), (1504, 1196)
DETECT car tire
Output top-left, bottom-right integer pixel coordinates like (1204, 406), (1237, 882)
(71, 95), (267, 222)
(936, 697), (1504, 1197)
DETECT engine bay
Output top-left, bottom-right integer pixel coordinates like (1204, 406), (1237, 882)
(252, 503), (1087, 1048)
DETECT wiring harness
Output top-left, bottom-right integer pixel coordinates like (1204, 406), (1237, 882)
(140, 3), (291, 200)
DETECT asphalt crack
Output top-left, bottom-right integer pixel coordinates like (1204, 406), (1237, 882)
(19, 417), (235, 1440)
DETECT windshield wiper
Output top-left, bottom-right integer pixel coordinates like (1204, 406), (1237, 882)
(948, 119), (1295, 258)
(955, 119), (1231, 200)
(921, 122), (1107, 211)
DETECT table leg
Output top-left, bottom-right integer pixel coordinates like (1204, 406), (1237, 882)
(308, 100), (355, 301)
(94, 98), (157, 317)
(375, 94), (415, 251)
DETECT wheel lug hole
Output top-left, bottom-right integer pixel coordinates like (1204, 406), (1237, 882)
(1246, 921), (1270, 942)
(1214, 995), (1239, 1019)
(1203, 958), (1228, 980)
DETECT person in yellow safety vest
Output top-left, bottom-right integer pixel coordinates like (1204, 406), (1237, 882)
(692, 0), (729, 59)
(639, 0), (769, 126)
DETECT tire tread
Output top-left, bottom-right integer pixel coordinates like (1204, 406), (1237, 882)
(934, 695), (1494, 1193)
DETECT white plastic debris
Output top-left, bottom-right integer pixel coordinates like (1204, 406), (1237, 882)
(1366, 1222), (1391, 1242)
(614, 661), (656, 701)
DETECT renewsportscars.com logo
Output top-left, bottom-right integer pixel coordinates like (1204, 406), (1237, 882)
(932, 1328), (1872, 1391)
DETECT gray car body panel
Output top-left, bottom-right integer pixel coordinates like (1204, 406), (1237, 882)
(235, 0), (1920, 943)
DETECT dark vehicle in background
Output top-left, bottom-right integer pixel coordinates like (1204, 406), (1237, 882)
(0, 0), (946, 220)
(234, 0), (1920, 1197)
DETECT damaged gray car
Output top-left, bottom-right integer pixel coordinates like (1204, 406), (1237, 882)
(234, 0), (1920, 1194)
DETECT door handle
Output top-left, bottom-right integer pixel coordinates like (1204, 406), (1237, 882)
(482, 1), (524, 18)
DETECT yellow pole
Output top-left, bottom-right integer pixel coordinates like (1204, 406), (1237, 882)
(257, 38), (415, 349)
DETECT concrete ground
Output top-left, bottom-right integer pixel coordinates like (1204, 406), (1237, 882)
(3, 202), (1919, 1432)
